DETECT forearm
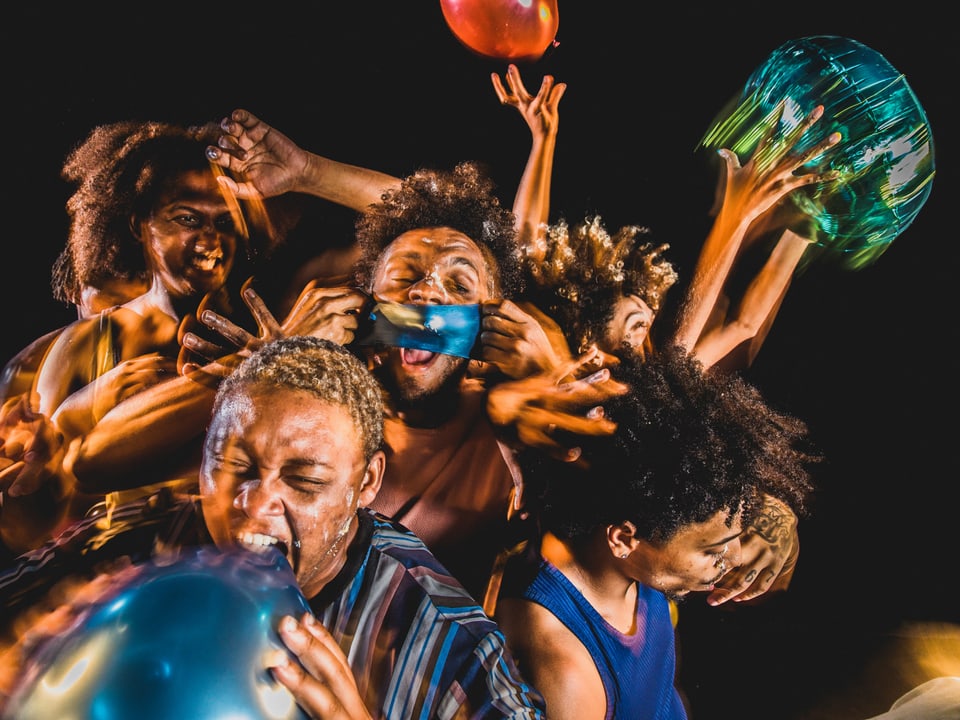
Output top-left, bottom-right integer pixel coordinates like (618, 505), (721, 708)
(296, 153), (401, 211)
(673, 209), (752, 351)
(63, 374), (217, 491)
(513, 133), (557, 266)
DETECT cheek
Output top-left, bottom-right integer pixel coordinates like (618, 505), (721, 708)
(295, 490), (357, 537)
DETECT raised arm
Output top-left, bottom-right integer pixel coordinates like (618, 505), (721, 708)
(206, 108), (401, 210)
(674, 103), (840, 369)
(491, 65), (566, 269)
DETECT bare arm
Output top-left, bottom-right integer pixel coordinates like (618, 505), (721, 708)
(689, 228), (811, 369)
(492, 66), (566, 269)
(674, 104), (840, 367)
(496, 597), (607, 720)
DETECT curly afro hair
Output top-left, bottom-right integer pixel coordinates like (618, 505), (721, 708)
(524, 215), (678, 356)
(519, 346), (817, 547)
(352, 161), (524, 298)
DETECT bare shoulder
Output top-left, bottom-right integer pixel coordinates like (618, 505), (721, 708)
(497, 598), (606, 720)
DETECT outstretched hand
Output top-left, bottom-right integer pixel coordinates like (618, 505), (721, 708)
(713, 102), (841, 230)
(491, 63), (566, 140)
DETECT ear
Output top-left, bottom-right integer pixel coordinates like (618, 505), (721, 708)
(128, 214), (143, 241)
(607, 521), (638, 559)
(358, 449), (386, 508)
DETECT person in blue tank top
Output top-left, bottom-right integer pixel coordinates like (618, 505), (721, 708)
(495, 346), (818, 719)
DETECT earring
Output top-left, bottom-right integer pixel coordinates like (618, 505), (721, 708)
(619, 553), (628, 559)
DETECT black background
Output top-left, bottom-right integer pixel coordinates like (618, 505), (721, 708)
(4, 3), (958, 718)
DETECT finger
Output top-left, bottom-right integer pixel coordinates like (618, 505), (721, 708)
(240, 283), (282, 338)
(273, 614), (357, 717)
(491, 73), (510, 104)
(181, 333), (225, 362)
(200, 309), (254, 348)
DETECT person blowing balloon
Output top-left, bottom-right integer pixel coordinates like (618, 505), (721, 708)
(0, 336), (546, 719)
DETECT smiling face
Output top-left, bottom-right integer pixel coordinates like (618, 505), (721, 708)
(199, 385), (383, 599)
(629, 508), (743, 602)
(134, 168), (239, 300)
(368, 227), (495, 407)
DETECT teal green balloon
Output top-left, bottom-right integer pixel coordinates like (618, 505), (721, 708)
(700, 36), (935, 269)
(4, 547), (311, 720)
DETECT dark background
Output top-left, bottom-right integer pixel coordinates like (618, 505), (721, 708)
(5, 3), (958, 718)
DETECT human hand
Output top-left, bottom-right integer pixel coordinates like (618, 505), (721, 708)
(278, 281), (370, 346)
(205, 108), (310, 200)
(491, 64), (566, 142)
(0, 395), (67, 499)
(268, 612), (372, 720)
(50, 354), (177, 438)
(478, 299), (573, 380)
(706, 494), (799, 605)
(713, 103), (841, 230)
(487, 347), (627, 464)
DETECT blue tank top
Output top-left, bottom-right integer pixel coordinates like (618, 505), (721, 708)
(520, 560), (687, 720)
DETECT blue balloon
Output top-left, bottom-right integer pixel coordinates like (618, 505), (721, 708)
(4, 546), (311, 720)
(700, 35), (936, 269)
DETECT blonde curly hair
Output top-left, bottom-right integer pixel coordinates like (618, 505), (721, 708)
(526, 215), (678, 356)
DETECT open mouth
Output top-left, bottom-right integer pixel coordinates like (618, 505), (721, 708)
(191, 247), (224, 272)
(401, 347), (437, 366)
(238, 531), (289, 558)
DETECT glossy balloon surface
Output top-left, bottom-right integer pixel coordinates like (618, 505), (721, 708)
(700, 35), (935, 269)
(4, 546), (311, 720)
(440, 0), (559, 62)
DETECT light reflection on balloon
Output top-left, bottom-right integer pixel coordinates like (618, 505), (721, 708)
(439, 0), (559, 63)
(700, 35), (935, 270)
(3, 546), (311, 720)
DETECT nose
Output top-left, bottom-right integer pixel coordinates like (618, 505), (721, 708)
(233, 476), (285, 518)
(407, 275), (448, 304)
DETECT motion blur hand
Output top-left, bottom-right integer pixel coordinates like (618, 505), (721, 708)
(487, 346), (627, 465)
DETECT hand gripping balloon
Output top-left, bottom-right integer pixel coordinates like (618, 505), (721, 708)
(700, 35), (935, 270)
(4, 546), (312, 720)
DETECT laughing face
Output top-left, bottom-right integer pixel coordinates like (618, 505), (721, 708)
(199, 385), (383, 599)
(135, 168), (239, 300)
(368, 227), (496, 406)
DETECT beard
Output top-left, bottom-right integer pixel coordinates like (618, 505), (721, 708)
(377, 351), (469, 425)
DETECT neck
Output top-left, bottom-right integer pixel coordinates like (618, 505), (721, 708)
(542, 531), (638, 634)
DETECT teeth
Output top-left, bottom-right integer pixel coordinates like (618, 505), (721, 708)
(193, 248), (223, 271)
(239, 532), (279, 549)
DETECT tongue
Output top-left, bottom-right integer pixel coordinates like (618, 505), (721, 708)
(402, 348), (436, 365)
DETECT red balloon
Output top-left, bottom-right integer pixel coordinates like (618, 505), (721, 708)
(440, 0), (559, 63)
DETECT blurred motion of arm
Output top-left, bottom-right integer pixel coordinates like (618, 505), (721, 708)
(674, 103), (840, 370)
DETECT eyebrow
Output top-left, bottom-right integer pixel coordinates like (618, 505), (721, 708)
(703, 531), (742, 549)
